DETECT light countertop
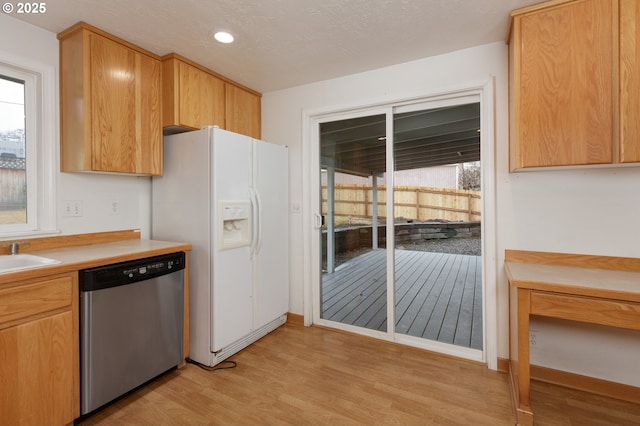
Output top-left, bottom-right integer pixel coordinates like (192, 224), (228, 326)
(0, 239), (191, 285)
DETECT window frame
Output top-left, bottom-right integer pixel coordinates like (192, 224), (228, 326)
(0, 52), (56, 238)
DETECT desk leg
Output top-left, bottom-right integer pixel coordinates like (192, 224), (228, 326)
(516, 289), (533, 425)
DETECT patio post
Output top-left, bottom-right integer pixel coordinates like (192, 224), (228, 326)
(327, 165), (335, 273)
(371, 174), (378, 249)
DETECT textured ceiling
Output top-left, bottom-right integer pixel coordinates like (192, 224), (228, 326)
(12, 0), (540, 93)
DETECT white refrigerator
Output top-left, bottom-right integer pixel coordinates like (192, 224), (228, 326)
(152, 127), (288, 366)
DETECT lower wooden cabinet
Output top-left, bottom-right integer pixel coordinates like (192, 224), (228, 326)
(0, 273), (79, 426)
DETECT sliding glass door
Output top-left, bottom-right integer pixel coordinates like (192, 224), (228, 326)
(392, 102), (483, 352)
(318, 113), (388, 334)
(312, 94), (484, 360)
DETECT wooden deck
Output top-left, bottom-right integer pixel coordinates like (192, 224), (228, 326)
(322, 249), (483, 350)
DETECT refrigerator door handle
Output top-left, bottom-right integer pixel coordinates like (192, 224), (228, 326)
(249, 188), (259, 259)
(255, 189), (264, 255)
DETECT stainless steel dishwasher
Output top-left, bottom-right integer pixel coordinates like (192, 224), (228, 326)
(79, 251), (185, 416)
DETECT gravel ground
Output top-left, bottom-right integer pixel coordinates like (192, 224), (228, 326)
(398, 236), (481, 256)
(331, 236), (481, 269)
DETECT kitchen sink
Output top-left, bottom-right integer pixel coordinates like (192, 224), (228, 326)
(0, 254), (61, 273)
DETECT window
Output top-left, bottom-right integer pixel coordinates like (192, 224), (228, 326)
(0, 74), (28, 226)
(0, 57), (56, 237)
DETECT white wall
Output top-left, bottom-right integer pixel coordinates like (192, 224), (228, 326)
(262, 41), (508, 347)
(262, 41), (640, 386)
(499, 166), (640, 386)
(0, 15), (152, 238)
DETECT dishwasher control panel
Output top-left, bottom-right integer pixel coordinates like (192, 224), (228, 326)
(80, 252), (186, 292)
(123, 258), (179, 278)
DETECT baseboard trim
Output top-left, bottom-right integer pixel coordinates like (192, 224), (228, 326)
(530, 365), (640, 405)
(286, 313), (304, 326)
(497, 357), (510, 373)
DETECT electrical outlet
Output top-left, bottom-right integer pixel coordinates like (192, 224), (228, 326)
(72, 200), (83, 217)
(63, 200), (83, 217)
(110, 200), (121, 215)
(530, 331), (537, 346)
(63, 201), (72, 217)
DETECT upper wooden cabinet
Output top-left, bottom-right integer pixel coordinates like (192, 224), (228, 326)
(58, 22), (163, 176)
(162, 54), (225, 132)
(508, 0), (640, 171)
(225, 83), (262, 139)
(162, 54), (262, 139)
(619, 0), (640, 163)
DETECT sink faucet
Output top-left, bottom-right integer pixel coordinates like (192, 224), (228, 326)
(9, 242), (19, 255)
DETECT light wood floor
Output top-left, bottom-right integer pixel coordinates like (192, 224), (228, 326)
(323, 250), (482, 349)
(80, 324), (640, 425)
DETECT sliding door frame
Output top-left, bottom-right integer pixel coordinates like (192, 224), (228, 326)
(302, 79), (497, 369)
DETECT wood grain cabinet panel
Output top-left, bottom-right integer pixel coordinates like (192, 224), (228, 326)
(225, 83), (262, 139)
(509, 0), (640, 170)
(163, 55), (226, 131)
(179, 61), (226, 130)
(510, 0), (613, 170)
(530, 291), (640, 330)
(162, 53), (261, 138)
(0, 273), (79, 426)
(59, 22), (162, 176)
(0, 276), (72, 324)
(620, 0), (640, 163)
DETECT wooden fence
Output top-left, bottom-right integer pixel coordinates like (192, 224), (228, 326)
(322, 184), (481, 222)
(0, 168), (26, 209)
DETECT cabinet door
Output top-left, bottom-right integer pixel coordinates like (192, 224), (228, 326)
(90, 34), (137, 173)
(89, 33), (162, 175)
(0, 311), (75, 426)
(199, 67), (226, 129)
(513, 0), (613, 168)
(225, 84), (261, 139)
(620, 0), (640, 163)
(178, 61), (225, 129)
(137, 53), (163, 175)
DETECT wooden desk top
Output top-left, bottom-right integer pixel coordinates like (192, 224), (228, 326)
(505, 261), (640, 303)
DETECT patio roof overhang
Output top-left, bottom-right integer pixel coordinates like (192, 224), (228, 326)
(320, 103), (481, 176)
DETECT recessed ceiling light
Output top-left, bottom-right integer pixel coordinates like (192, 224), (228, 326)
(213, 31), (234, 44)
